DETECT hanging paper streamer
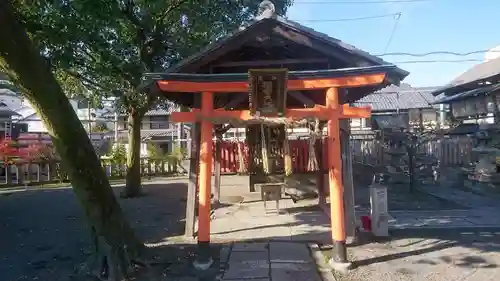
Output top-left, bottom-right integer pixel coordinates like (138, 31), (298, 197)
(260, 124), (270, 174)
(284, 126), (293, 176)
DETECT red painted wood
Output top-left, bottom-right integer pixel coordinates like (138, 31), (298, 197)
(214, 139), (323, 174)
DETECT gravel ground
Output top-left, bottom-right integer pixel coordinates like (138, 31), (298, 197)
(354, 185), (467, 211)
(328, 228), (500, 281)
(0, 179), (191, 281)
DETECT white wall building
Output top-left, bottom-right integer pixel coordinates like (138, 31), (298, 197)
(12, 99), (111, 133)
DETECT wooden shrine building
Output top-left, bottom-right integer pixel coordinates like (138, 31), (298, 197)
(432, 57), (500, 122)
(141, 1), (408, 269)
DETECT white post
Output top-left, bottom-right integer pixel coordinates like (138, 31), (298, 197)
(87, 100), (92, 135)
(369, 182), (389, 237)
(177, 122), (182, 148)
(439, 104), (446, 127)
(114, 111), (119, 144)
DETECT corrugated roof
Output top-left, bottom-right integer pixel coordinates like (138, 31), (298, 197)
(431, 57), (500, 96)
(353, 85), (440, 111)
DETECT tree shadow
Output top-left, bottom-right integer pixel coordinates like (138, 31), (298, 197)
(0, 180), (191, 281)
(2, 176), (500, 281)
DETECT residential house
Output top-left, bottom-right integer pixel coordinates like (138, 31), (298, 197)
(12, 98), (111, 133)
(352, 84), (443, 131)
(431, 55), (500, 135)
(102, 107), (190, 156)
(0, 85), (26, 138)
(221, 85), (443, 139)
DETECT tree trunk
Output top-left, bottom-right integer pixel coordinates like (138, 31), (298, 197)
(122, 111), (143, 198)
(0, 3), (144, 279)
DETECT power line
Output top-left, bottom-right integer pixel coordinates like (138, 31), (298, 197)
(383, 13), (401, 53)
(294, 12), (401, 22)
(377, 50), (500, 57)
(391, 59), (483, 64)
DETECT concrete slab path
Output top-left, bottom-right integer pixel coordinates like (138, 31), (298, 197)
(219, 242), (323, 281)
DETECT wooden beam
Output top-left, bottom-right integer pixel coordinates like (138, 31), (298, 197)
(212, 58), (329, 68)
(223, 94), (248, 110)
(213, 133), (222, 206)
(289, 91), (316, 107)
(184, 121), (200, 238)
(341, 105), (371, 118)
(340, 119), (356, 240)
(156, 73), (386, 93)
(171, 105), (371, 123)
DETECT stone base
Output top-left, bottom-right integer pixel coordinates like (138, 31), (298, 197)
(192, 257), (213, 271)
(328, 259), (352, 274)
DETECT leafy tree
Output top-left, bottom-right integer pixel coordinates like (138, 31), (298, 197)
(0, 1), (143, 280)
(14, 0), (292, 197)
(2, 0), (292, 278)
(382, 127), (439, 192)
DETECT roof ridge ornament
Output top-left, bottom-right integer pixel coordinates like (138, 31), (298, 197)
(256, 0), (276, 20)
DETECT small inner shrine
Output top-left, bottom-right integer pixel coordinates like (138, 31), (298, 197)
(142, 0), (408, 269)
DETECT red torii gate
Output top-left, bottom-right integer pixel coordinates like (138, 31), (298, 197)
(150, 71), (386, 268)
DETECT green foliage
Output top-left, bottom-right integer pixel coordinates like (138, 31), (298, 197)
(14, 0), (292, 111)
(109, 143), (127, 164)
(91, 122), (110, 133)
(55, 163), (70, 183)
(146, 143), (163, 158)
(11, 0), (292, 187)
(103, 143), (128, 177)
(170, 144), (186, 162)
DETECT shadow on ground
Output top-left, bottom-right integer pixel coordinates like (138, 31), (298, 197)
(1, 175), (499, 281)
(0, 180), (189, 281)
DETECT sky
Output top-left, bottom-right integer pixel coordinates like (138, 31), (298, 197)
(285, 0), (499, 87)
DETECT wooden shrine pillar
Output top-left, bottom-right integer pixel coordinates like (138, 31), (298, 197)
(315, 123), (326, 207)
(195, 91), (214, 268)
(185, 123), (200, 238)
(325, 87), (349, 266)
(340, 119), (356, 239)
(213, 131), (223, 205)
(185, 98), (201, 238)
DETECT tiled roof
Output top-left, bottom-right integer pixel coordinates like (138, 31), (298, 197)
(432, 57), (500, 96)
(432, 83), (500, 104)
(101, 105), (179, 118)
(353, 84), (441, 112)
(110, 129), (183, 142)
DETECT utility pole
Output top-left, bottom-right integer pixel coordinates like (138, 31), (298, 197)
(87, 99), (92, 137)
(114, 111), (119, 144)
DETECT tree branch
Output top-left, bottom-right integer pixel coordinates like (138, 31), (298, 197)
(65, 69), (106, 91)
(121, 0), (147, 40)
(155, 0), (189, 28)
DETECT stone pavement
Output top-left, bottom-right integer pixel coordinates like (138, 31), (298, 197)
(352, 184), (500, 230)
(212, 189), (331, 244)
(417, 185), (500, 210)
(207, 175), (500, 281)
(352, 209), (500, 230)
(219, 242), (323, 281)
(338, 229), (500, 281)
